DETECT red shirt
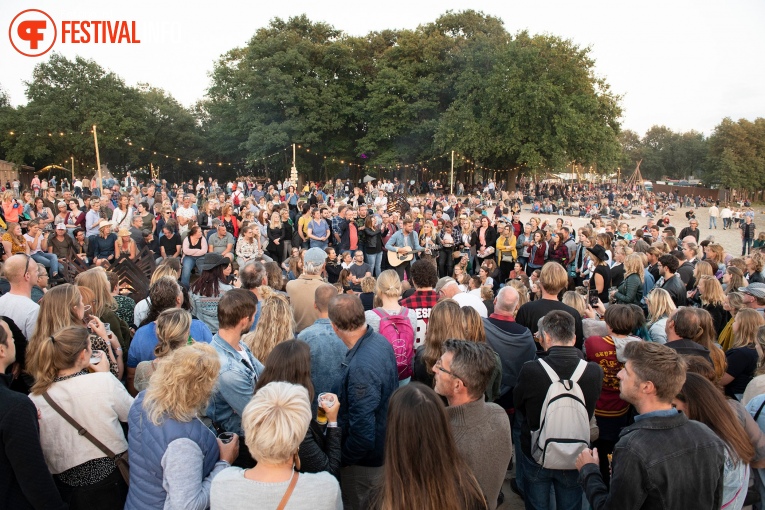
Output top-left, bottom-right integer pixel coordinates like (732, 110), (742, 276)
(400, 290), (438, 348)
(584, 335), (629, 417)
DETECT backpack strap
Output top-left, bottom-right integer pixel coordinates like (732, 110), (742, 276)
(754, 399), (765, 422)
(373, 308), (389, 319)
(538, 358), (588, 386)
(397, 307), (409, 317)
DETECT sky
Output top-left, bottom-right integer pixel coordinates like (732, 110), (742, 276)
(2, 0), (764, 137)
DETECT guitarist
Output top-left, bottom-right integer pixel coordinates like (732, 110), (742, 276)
(385, 218), (424, 281)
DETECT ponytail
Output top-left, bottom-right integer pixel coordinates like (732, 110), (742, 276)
(27, 326), (89, 395)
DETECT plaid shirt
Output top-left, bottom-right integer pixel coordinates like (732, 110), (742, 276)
(399, 290), (439, 348)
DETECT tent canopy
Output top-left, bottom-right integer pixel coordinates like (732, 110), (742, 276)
(362, 174), (377, 183)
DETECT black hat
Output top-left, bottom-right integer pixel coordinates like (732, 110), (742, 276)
(587, 244), (608, 262)
(196, 252), (229, 272)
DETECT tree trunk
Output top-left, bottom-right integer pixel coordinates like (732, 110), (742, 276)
(506, 168), (520, 191)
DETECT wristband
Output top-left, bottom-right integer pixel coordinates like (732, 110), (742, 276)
(327, 422), (338, 428)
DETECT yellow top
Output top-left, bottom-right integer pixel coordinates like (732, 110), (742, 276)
(496, 234), (517, 265)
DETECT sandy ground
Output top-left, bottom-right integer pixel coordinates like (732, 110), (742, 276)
(495, 204), (764, 509)
(509, 204), (763, 258)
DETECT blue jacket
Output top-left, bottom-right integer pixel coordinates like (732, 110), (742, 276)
(333, 327), (398, 467)
(206, 334), (264, 436)
(127, 319), (212, 368)
(297, 318), (347, 410)
(126, 392), (219, 509)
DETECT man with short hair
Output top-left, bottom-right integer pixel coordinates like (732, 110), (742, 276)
(130, 215), (146, 252)
(330, 294), (398, 510)
(514, 310), (603, 509)
(399, 259), (439, 347)
(208, 220), (236, 261)
(709, 203), (719, 229)
(298, 284), (346, 402)
(175, 195), (196, 236)
(515, 262), (585, 349)
(207, 289), (262, 442)
(679, 219), (700, 242)
(434, 340), (513, 509)
(0, 255), (40, 342)
(385, 218), (424, 281)
(435, 276), (488, 317)
(347, 250), (372, 292)
(286, 247), (328, 332)
(742, 214), (757, 256)
(739, 282), (765, 317)
(663, 306), (712, 363)
(85, 198), (102, 238)
(658, 254), (687, 307)
(576, 342), (725, 509)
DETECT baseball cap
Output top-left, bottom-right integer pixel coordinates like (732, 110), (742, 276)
(739, 283), (765, 299)
(435, 276), (458, 294)
(304, 247), (328, 265)
(55, 223), (66, 230)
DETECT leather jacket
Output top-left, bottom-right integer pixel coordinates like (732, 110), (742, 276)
(580, 411), (725, 509)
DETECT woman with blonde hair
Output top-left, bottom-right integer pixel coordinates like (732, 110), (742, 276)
(114, 227), (137, 261)
(76, 268), (131, 351)
(645, 288), (676, 344)
(720, 292), (750, 351)
(722, 309), (765, 399)
(133, 308), (192, 393)
(365, 270), (417, 353)
(705, 243), (727, 278)
(29, 283), (122, 379)
(27, 326), (133, 508)
(412, 299), (465, 388)
(508, 279), (530, 313)
(697, 275), (731, 336)
(266, 211), (285, 264)
(242, 290), (295, 363)
(210, 381), (341, 509)
(126, 343), (237, 510)
(613, 253), (644, 306)
(2, 222), (29, 255)
(692, 308), (728, 382)
(419, 220), (441, 266)
(724, 266), (747, 295)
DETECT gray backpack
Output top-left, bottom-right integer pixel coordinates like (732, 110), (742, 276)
(531, 359), (590, 470)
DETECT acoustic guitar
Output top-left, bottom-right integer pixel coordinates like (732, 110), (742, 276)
(387, 246), (424, 267)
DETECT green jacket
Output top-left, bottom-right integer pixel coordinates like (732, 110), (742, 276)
(615, 272), (643, 305)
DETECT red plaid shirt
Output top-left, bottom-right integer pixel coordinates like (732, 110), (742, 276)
(399, 290), (439, 348)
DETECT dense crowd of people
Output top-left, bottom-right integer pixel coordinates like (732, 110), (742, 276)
(1, 173), (765, 510)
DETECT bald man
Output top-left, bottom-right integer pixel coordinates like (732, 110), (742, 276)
(0, 255), (40, 341)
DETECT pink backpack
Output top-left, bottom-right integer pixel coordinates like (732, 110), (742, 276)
(373, 307), (415, 380)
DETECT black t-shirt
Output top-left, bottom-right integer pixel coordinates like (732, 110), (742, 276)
(609, 263), (625, 289)
(159, 233), (181, 257)
(725, 346), (759, 397)
(515, 299), (585, 350)
(593, 265), (612, 303)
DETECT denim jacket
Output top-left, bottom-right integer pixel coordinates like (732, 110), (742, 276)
(580, 411), (725, 509)
(206, 334), (264, 436)
(297, 318), (347, 402)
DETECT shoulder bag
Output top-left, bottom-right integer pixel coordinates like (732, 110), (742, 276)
(41, 391), (130, 485)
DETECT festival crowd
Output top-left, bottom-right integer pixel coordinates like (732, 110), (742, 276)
(1, 173), (765, 510)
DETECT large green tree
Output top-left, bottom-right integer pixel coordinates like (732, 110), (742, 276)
(200, 15), (365, 180)
(4, 54), (145, 174)
(434, 31), (622, 190)
(706, 117), (765, 193)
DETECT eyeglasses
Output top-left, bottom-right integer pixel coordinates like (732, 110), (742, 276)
(435, 359), (461, 380)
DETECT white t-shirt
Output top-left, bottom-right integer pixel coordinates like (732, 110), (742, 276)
(175, 206), (196, 234)
(452, 291), (488, 318)
(0, 293), (40, 340)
